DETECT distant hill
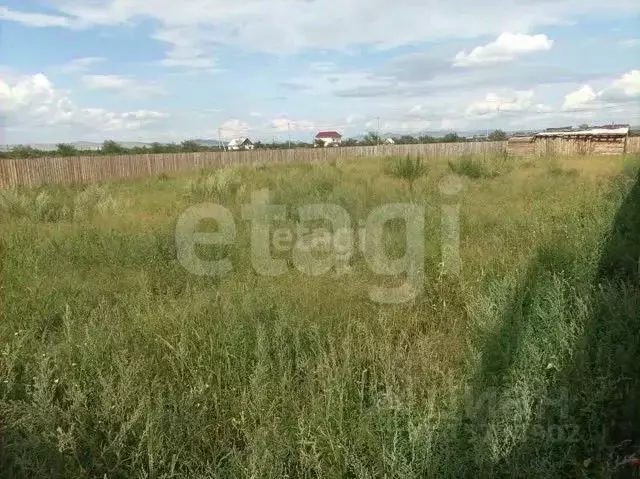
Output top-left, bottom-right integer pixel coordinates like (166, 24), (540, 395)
(191, 139), (224, 147)
(0, 140), (225, 152)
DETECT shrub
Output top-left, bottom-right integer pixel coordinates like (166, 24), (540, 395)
(448, 153), (514, 179)
(0, 189), (30, 220)
(74, 185), (122, 221)
(448, 155), (491, 179)
(186, 168), (243, 202)
(386, 154), (428, 189)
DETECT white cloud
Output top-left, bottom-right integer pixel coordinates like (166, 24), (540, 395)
(562, 70), (640, 110)
(346, 114), (365, 125)
(82, 75), (131, 90)
(218, 119), (251, 139)
(0, 6), (71, 28)
(562, 85), (598, 110)
(269, 118), (316, 132)
(379, 119), (434, 132)
(58, 57), (105, 74)
(309, 62), (338, 72)
(283, 70), (397, 97)
(465, 90), (545, 117)
(152, 27), (217, 69)
(7, 1), (640, 55)
(454, 32), (554, 67)
(82, 74), (166, 96)
(0, 73), (167, 136)
(619, 38), (640, 48)
(604, 69), (640, 99)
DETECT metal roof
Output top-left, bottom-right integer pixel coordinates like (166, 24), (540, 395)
(535, 126), (630, 138)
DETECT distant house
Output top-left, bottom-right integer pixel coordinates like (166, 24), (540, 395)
(384, 138), (395, 145)
(227, 138), (254, 151)
(315, 131), (342, 147)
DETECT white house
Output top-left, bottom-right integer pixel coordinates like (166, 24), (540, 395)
(227, 138), (255, 151)
(314, 131), (342, 147)
(384, 138), (395, 144)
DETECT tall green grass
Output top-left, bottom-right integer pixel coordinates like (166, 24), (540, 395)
(1, 155), (638, 477)
(447, 153), (514, 179)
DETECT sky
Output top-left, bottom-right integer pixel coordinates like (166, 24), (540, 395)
(0, 0), (639, 144)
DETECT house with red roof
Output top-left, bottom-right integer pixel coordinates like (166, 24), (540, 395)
(314, 131), (342, 147)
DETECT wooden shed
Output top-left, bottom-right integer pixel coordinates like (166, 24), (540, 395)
(507, 136), (536, 156)
(532, 125), (630, 156)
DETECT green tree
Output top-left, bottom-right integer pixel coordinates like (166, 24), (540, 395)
(56, 143), (78, 157)
(150, 143), (166, 154)
(131, 146), (151, 154)
(10, 145), (41, 159)
(398, 135), (418, 144)
(418, 135), (436, 144)
(102, 140), (125, 155)
(442, 133), (461, 143)
(181, 140), (201, 153)
(578, 123), (590, 130)
(488, 130), (508, 141)
(362, 132), (381, 146)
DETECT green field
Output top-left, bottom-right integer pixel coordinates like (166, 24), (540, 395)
(1, 154), (639, 477)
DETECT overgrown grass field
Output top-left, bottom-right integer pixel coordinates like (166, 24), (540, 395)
(1, 154), (639, 478)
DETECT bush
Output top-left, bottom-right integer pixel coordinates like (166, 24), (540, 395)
(186, 168), (243, 202)
(448, 155), (491, 179)
(74, 185), (122, 221)
(386, 155), (428, 189)
(0, 187), (107, 222)
(448, 153), (514, 179)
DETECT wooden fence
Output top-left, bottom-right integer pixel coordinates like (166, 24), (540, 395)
(1, 138), (638, 189)
(627, 136), (640, 154)
(0, 141), (506, 188)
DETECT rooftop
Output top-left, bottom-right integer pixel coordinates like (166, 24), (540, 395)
(315, 131), (342, 139)
(536, 126), (630, 138)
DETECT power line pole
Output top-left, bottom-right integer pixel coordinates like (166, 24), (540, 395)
(288, 122), (292, 149)
(376, 117), (381, 146)
(218, 128), (223, 151)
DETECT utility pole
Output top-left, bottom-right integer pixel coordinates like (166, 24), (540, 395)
(376, 116), (381, 146)
(218, 128), (223, 151)
(486, 101), (501, 141)
(288, 122), (292, 149)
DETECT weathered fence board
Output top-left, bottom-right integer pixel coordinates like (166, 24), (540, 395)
(627, 136), (640, 154)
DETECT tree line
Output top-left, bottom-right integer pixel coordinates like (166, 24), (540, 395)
(0, 131), (509, 159)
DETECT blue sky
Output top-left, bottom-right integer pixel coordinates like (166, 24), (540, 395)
(1, 0), (639, 144)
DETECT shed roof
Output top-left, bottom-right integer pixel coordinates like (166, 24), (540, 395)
(535, 126), (629, 138)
